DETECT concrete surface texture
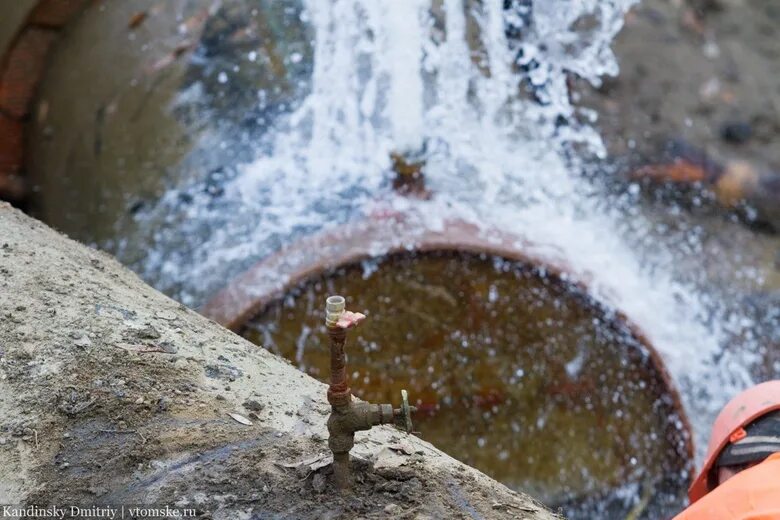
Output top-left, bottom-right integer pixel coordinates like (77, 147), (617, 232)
(0, 203), (556, 519)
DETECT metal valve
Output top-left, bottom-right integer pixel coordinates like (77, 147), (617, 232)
(394, 389), (415, 433)
(324, 294), (418, 489)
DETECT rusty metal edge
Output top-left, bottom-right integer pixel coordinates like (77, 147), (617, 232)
(200, 212), (696, 469)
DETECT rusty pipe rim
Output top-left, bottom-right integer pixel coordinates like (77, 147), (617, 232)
(200, 211), (695, 467)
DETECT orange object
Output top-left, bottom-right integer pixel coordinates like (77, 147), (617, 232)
(729, 427), (747, 444)
(675, 452), (780, 519)
(714, 161), (758, 208)
(688, 380), (780, 503)
(632, 159), (707, 183)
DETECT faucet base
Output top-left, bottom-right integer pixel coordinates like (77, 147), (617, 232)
(332, 452), (350, 491)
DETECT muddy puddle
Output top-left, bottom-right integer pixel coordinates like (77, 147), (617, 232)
(242, 252), (691, 518)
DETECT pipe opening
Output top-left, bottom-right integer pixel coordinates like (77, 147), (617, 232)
(238, 250), (693, 519)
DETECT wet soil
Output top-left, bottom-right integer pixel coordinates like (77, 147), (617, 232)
(0, 203), (556, 520)
(578, 0), (780, 177)
(574, 0), (780, 287)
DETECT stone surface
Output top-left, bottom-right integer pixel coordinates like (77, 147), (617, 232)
(0, 203), (557, 519)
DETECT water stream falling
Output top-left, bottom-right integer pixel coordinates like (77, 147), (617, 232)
(113, 0), (767, 510)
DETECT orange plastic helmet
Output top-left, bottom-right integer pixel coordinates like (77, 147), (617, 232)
(688, 380), (780, 503)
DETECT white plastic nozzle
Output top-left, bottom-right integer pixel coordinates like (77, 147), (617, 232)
(325, 295), (346, 327)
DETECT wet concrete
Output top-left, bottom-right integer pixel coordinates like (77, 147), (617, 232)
(0, 1), (36, 56)
(26, 0), (202, 244)
(26, 0), (311, 250)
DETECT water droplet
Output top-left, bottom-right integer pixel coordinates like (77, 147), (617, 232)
(488, 285), (498, 303)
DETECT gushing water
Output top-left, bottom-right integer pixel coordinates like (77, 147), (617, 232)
(130, 0), (761, 482)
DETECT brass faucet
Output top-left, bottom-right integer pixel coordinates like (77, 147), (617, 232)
(324, 295), (415, 490)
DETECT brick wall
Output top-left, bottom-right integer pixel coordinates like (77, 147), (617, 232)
(0, 0), (88, 203)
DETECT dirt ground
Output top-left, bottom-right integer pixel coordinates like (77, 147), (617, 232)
(571, 0), (780, 235)
(576, 0), (780, 307)
(0, 202), (556, 519)
(579, 0), (780, 175)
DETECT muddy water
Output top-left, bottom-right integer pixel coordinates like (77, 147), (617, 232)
(242, 252), (690, 518)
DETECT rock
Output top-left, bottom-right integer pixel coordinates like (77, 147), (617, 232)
(721, 121), (753, 144)
(228, 412), (253, 426)
(155, 310), (176, 321)
(373, 447), (409, 471)
(157, 396), (170, 412)
(243, 399), (264, 412)
(73, 335), (92, 348)
(383, 504), (402, 515)
(57, 388), (96, 416)
(311, 472), (326, 493)
(138, 324), (161, 339)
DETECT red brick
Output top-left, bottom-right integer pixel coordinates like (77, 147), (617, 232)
(0, 113), (25, 200)
(0, 113), (23, 174)
(0, 174), (26, 201)
(29, 0), (88, 28)
(0, 28), (57, 118)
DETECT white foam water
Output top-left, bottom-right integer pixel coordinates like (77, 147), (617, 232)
(134, 0), (761, 469)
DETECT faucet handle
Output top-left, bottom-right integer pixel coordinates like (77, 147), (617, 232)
(394, 389), (416, 433)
